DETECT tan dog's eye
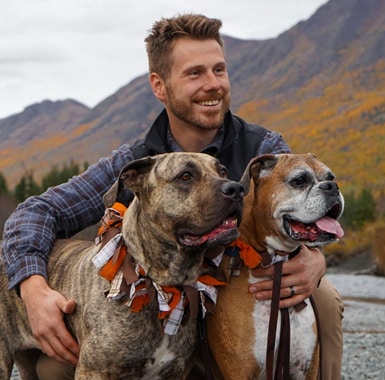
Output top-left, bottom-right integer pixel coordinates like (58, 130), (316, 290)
(289, 174), (309, 188)
(180, 172), (193, 181)
(220, 166), (227, 178)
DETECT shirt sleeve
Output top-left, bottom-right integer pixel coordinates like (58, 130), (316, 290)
(1, 144), (134, 290)
(257, 130), (291, 155)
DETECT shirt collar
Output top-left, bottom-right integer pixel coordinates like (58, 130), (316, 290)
(166, 125), (225, 156)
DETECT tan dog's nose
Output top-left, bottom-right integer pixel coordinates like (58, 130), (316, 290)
(221, 181), (244, 201)
(319, 181), (339, 195)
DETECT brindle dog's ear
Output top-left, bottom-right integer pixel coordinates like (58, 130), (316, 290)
(103, 180), (120, 208)
(239, 154), (278, 194)
(119, 156), (156, 194)
(103, 156), (157, 208)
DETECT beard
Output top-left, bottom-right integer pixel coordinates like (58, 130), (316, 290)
(165, 84), (230, 131)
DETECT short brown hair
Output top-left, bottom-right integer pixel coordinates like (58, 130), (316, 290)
(145, 13), (223, 80)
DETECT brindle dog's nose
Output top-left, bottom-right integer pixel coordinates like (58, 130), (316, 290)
(319, 181), (339, 195)
(221, 181), (245, 201)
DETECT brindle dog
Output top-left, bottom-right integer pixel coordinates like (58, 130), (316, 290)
(0, 152), (244, 380)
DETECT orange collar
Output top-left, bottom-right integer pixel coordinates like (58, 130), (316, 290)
(226, 238), (262, 269)
(95, 201), (229, 333)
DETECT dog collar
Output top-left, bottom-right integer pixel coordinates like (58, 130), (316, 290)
(92, 202), (230, 335)
(224, 238), (262, 268)
(224, 238), (301, 271)
(93, 237), (227, 335)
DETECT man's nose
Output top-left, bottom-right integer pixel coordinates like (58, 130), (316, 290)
(203, 72), (221, 91)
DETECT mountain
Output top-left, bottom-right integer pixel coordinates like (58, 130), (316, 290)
(0, 100), (90, 182)
(1, 0), (385, 207)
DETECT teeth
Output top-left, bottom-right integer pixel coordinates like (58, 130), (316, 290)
(223, 217), (237, 226)
(198, 99), (220, 106)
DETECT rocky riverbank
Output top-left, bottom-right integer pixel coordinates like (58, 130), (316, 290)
(327, 272), (385, 379)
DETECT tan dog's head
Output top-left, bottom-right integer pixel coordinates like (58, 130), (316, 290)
(105, 152), (244, 285)
(240, 153), (344, 254)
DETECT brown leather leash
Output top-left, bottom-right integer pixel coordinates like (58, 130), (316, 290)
(266, 260), (291, 380)
(198, 308), (215, 380)
(266, 260), (323, 380)
(309, 294), (323, 380)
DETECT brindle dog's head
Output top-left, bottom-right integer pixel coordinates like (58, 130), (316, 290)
(105, 152), (244, 286)
(240, 153), (344, 254)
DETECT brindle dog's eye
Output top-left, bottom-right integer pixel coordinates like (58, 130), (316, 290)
(180, 171), (192, 181)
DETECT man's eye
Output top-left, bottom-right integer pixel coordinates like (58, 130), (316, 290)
(190, 70), (200, 77)
(215, 66), (226, 75)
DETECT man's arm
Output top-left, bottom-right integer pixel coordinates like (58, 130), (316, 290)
(2, 144), (134, 289)
(256, 130), (291, 156)
(1, 144), (134, 363)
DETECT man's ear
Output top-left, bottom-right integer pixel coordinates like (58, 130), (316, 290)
(149, 72), (166, 102)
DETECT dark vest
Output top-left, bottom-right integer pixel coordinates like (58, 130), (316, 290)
(131, 109), (267, 181)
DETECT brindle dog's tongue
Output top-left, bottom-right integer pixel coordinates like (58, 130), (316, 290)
(315, 216), (344, 238)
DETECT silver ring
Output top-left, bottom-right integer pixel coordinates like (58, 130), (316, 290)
(289, 285), (296, 297)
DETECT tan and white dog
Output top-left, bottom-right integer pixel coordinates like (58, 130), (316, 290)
(207, 153), (344, 380)
(0, 152), (244, 380)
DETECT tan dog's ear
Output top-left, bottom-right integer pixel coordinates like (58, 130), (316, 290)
(103, 156), (157, 208)
(239, 154), (278, 194)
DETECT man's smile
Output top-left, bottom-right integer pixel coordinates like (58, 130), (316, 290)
(197, 99), (221, 106)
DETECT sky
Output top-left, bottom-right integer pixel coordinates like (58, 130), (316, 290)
(0, 0), (328, 119)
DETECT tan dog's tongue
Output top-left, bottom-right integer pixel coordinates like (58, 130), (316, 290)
(315, 216), (344, 238)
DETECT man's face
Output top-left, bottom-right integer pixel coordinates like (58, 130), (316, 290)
(162, 37), (231, 131)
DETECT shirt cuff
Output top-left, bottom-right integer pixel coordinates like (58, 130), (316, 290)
(5, 255), (48, 291)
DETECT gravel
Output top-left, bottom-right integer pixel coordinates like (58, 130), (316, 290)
(11, 271), (385, 379)
(327, 273), (385, 379)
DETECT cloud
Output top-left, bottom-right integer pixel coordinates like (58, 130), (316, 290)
(0, 0), (328, 119)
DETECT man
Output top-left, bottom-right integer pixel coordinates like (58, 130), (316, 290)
(2, 13), (343, 379)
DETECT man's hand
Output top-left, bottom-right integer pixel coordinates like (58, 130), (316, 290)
(20, 275), (79, 365)
(248, 245), (326, 308)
